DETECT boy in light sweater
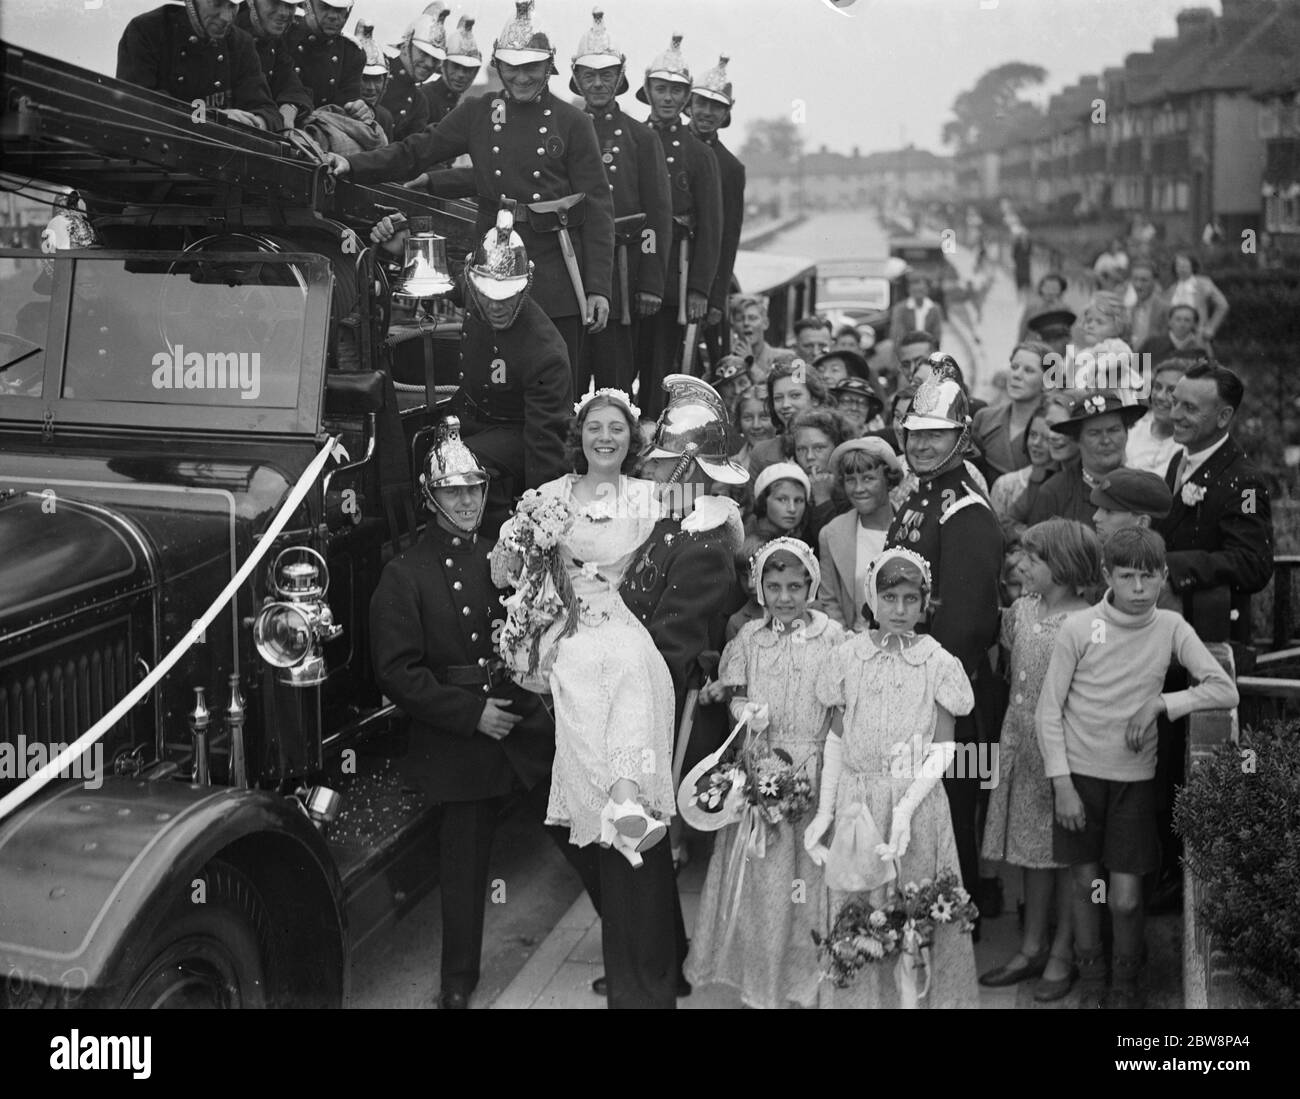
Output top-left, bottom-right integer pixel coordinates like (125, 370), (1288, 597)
(1036, 527), (1237, 1009)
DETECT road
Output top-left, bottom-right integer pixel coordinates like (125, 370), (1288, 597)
(754, 210), (1021, 400)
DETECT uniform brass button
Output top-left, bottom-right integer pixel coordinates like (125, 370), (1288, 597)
(612, 146), (619, 153)
(603, 154), (612, 164)
(492, 146), (500, 153)
(609, 165), (617, 172)
(478, 657), (489, 666)
(99, 326), (108, 334)
(452, 537), (462, 546)
(470, 632), (479, 641)
(536, 147), (545, 155)
(494, 124), (502, 132)
(98, 349), (107, 356)
(672, 140), (680, 147)
(495, 169), (502, 176)
(532, 193), (540, 199)
(614, 128), (622, 136)
(328, 78), (335, 84)
(453, 581), (463, 591)
(217, 55), (224, 62)
(483, 685), (490, 693)
(214, 80), (222, 87)
(543, 109), (552, 116)
(603, 112), (612, 120)
(444, 558), (454, 567)
(331, 56), (338, 63)
(532, 170), (541, 178)
(666, 156), (675, 164)
(462, 607), (471, 617)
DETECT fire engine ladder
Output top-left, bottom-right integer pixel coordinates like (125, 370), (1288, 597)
(0, 39), (478, 250)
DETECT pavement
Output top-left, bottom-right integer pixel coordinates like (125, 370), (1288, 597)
(486, 835), (1181, 1010)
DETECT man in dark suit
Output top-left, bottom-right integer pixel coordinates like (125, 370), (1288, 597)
(578, 376), (749, 1004)
(1149, 361), (1273, 911)
(888, 272), (943, 347)
(370, 419), (554, 1010)
(688, 56), (745, 372)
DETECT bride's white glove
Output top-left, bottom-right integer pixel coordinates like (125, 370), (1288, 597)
(803, 732), (843, 865)
(878, 739), (957, 861)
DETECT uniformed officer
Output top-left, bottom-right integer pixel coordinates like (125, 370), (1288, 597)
(423, 14), (481, 126)
(569, 9), (672, 395)
(284, 0), (368, 115)
(350, 22), (395, 139)
(375, 203), (573, 536)
(235, 0), (314, 131)
(885, 355), (1003, 900)
(329, 1), (615, 374)
(379, 4), (443, 141)
(370, 418), (554, 1010)
(117, 0), (281, 131)
(578, 374), (748, 1002)
(688, 56), (745, 372)
(634, 35), (723, 420)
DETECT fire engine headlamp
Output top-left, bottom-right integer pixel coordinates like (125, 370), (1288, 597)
(253, 548), (342, 686)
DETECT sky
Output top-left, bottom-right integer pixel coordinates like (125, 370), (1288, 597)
(0, 0), (1217, 155)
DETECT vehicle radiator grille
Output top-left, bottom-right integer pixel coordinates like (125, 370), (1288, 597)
(0, 629), (133, 756)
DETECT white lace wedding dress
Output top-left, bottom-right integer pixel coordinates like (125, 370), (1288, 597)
(539, 475), (677, 848)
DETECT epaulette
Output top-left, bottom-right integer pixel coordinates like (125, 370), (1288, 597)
(682, 495), (744, 551)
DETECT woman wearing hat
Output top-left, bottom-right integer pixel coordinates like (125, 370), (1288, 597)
(1024, 390), (1146, 528)
(746, 462), (813, 545)
(814, 437), (902, 630)
(970, 340), (1050, 483)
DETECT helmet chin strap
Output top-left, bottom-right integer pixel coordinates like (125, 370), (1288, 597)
(494, 61), (547, 103)
(466, 270), (532, 329)
(905, 428), (969, 478)
(424, 485), (487, 535)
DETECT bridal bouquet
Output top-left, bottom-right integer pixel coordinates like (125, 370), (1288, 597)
(491, 490), (580, 691)
(811, 871), (978, 996)
(690, 744), (814, 833)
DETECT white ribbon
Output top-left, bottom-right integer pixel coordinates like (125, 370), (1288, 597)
(0, 436), (342, 822)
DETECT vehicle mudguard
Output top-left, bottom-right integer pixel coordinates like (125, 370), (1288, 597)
(0, 776), (346, 1003)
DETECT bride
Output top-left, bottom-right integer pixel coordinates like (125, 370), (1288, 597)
(536, 389), (677, 868)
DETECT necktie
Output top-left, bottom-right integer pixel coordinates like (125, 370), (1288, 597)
(1174, 452), (1189, 490)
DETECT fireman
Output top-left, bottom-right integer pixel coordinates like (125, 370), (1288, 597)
(569, 8), (672, 395)
(284, 0), (369, 118)
(235, 0), (314, 131)
(373, 204), (573, 536)
(634, 34), (722, 419)
(116, 0), (281, 131)
(423, 14), (482, 126)
(369, 418), (555, 1010)
(351, 23), (395, 139)
(330, 1), (615, 375)
(379, 4), (443, 141)
(688, 57), (745, 372)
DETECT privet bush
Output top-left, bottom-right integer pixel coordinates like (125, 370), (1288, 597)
(1174, 721), (1300, 1008)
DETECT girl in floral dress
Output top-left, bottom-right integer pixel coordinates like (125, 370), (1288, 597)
(979, 519), (1100, 1001)
(686, 538), (842, 1008)
(804, 548), (979, 1009)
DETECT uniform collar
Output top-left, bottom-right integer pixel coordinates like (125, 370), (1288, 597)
(917, 463), (966, 492)
(586, 102), (623, 120)
(427, 522), (479, 552)
(649, 117), (681, 132)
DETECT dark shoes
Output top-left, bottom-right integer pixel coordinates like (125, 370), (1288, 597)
(438, 989), (469, 1010)
(590, 973), (693, 998)
(1103, 954), (1146, 1009)
(979, 950), (1049, 987)
(1075, 945), (1108, 1009)
(1032, 955), (1078, 1003)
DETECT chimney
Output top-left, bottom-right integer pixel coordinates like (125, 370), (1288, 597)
(852, 145), (860, 159)
(819, 144), (828, 155)
(1175, 6), (1215, 37)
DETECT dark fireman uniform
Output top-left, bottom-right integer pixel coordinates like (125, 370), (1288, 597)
(284, 19), (363, 109)
(234, 7), (313, 123)
(116, 6), (280, 130)
(450, 296), (573, 530)
(422, 77), (466, 127)
(378, 57), (431, 142)
(887, 463), (1003, 895)
(370, 522), (554, 998)
(347, 89), (615, 363)
(696, 129), (745, 367)
(574, 103), (672, 393)
(635, 119), (722, 419)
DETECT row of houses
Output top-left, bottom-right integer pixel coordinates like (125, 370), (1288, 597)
(957, 0), (1300, 251)
(743, 144), (955, 212)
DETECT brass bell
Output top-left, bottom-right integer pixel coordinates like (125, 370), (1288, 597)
(395, 220), (454, 299)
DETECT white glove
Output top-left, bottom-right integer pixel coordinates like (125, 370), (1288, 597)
(803, 813), (833, 865)
(729, 698), (770, 733)
(880, 740), (957, 860)
(802, 732), (843, 864)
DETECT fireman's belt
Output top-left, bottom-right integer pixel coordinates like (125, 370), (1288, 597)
(441, 661), (506, 688)
(502, 193), (587, 231)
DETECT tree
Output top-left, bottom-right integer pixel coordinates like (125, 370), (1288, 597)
(942, 62), (1047, 150)
(739, 117), (805, 163)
